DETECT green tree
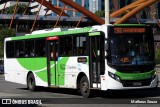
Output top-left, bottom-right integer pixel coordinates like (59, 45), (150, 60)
(0, 28), (16, 58)
(95, 10), (105, 17)
(155, 49), (160, 64)
(4, 3), (32, 15)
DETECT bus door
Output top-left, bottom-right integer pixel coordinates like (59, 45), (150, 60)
(46, 37), (59, 87)
(89, 33), (105, 88)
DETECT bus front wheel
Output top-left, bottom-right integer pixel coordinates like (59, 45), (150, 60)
(27, 73), (36, 91)
(80, 76), (91, 98)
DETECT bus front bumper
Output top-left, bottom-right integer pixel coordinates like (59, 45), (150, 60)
(107, 75), (159, 90)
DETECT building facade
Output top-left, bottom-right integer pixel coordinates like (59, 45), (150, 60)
(89, 0), (102, 14)
(52, 0), (92, 16)
(0, 0), (28, 11)
(0, 0), (52, 15)
(0, 0), (103, 16)
(112, 0), (160, 19)
(0, 0), (160, 18)
(30, 0), (52, 15)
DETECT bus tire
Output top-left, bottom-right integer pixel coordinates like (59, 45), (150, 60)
(27, 73), (36, 91)
(80, 76), (91, 98)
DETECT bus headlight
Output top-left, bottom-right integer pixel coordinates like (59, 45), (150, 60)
(108, 71), (121, 82)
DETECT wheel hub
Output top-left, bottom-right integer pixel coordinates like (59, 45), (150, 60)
(82, 82), (88, 93)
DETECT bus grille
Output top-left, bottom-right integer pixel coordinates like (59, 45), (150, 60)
(121, 79), (152, 87)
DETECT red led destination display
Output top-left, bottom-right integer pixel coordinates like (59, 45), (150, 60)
(114, 28), (145, 34)
(46, 36), (58, 40)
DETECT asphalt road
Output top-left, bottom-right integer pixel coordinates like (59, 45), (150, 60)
(0, 74), (160, 107)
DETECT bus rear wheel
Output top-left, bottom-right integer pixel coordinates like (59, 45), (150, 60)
(27, 73), (36, 91)
(80, 76), (91, 98)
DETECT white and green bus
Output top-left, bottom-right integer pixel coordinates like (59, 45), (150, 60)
(4, 24), (159, 97)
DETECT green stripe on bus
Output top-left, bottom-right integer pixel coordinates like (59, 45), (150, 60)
(115, 70), (156, 80)
(11, 27), (92, 40)
(17, 57), (69, 85)
(17, 58), (47, 71)
(56, 57), (69, 86)
(17, 58), (48, 82)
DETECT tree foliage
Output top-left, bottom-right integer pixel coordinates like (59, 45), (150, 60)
(95, 10), (105, 17)
(155, 49), (160, 64)
(0, 28), (16, 58)
(4, 3), (32, 15)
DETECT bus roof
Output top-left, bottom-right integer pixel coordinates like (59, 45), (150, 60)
(8, 27), (92, 41)
(6, 24), (149, 41)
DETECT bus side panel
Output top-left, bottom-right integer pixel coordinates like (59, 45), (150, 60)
(4, 58), (28, 85)
(15, 58), (48, 87)
(57, 56), (89, 88)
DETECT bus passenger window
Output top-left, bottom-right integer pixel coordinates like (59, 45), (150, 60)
(59, 34), (87, 56)
(50, 50), (54, 60)
(73, 36), (87, 56)
(59, 36), (72, 56)
(25, 40), (34, 57)
(6, 42), (15, 58)
(35, 39), (46, 57)
(30, 49), (35, 57)
(15, 41), (24, 57)
(24, 49), (29, 57)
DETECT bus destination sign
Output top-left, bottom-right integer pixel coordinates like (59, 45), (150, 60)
(114, 28), (145, 34)
(46, 36), (58, 40)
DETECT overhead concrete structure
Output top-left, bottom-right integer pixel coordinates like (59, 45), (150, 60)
(1, 0), (160, 30)
(34, 0), (69, 16)
(33, 0), (160, 25)
(112, 0), (160, 24)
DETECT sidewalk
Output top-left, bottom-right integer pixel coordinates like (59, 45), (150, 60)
(156, 65), (160, 72)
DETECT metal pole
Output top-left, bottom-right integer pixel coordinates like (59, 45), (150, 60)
(114, 0), (160, 24)
(54, 4), (67, 28)
(45, 9), (49, 16)
(34, 0), (69, 16)
(151, 12), (160, 27)
(23, 0), (31, 15)
(76, 14), (84, 28)
(30, 0), (44, 33)
(59, 0), (104, 24)
(9, 0), (19, 29)
(110, 0), (146, 18)
(105, 0), (110, 24)
(1, 0), (8, 14)
(45, 0), (52, 16)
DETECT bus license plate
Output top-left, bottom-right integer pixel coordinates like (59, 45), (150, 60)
(133, 82), (142, 86)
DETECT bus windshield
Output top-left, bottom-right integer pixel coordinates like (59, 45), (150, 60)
(107, 27), (155, 67)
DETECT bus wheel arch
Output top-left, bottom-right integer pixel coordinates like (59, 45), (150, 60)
(77, 72), (86, 89)
(27, 71), (36, 91)
(77, 73), (91, 98)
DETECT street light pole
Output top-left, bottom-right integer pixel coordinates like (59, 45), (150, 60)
(105, 0), (110, 24)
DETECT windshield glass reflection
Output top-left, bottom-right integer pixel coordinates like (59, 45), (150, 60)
(107, 34), (155, 66)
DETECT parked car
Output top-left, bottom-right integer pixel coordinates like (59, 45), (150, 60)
(0, 65), (4, 74)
